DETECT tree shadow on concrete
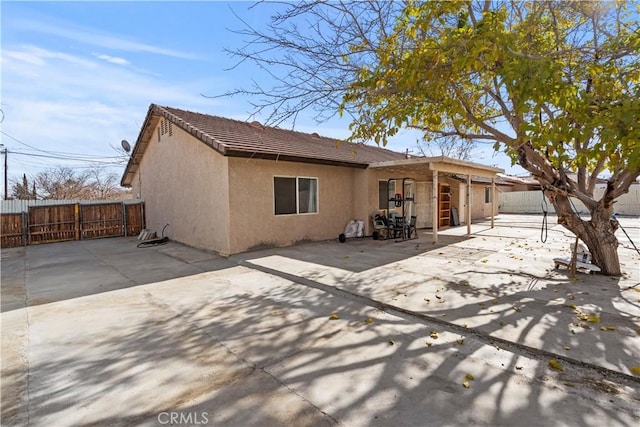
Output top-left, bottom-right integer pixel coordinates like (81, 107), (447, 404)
(5, 267), (638, 426)
(236, 233), (471, 274)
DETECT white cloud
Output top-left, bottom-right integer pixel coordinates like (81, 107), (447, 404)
(12, 18), (202, 60)
(95, 54), (130, 66)
(4, 45), (98, 68)
(0, 44), (233, 181)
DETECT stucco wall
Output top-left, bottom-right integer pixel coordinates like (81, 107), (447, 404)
(132, 123), (231, 253)
(227, 158), (357, 253)
(131, 125), (505, 254)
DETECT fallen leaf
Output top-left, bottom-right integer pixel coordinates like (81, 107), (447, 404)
(365, 317), (374, 324)
(388, 340), (395, 346)
(600, 326), (616, 331)
(563, 345), (571, 350)
(515, 366), (523, 370)
(329, 313), (340, 320)
(425, 342), (432, 347)
(587, 315), (600, 323)
(430, 331), (439, 339)
(465, 373), (475, 380)
(549, 359), (564, 371)
(630, 366), (640, 376)
(455, 339), (464, 345)
(462, 380), (470, 388)
(513, 306), (522, 312)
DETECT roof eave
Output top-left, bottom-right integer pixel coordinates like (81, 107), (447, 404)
(369, 156), (504, 177)
(121, 104), (159, 187)
(224, 150), (370, 169)
(121, 104), (230, 187)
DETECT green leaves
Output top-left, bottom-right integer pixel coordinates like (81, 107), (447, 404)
(341, 0), (640, 187)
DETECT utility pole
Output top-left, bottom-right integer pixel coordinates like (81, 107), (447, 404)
(0, 144), (7, 200)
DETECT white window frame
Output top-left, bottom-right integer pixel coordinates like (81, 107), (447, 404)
(273, 176), (319, 216)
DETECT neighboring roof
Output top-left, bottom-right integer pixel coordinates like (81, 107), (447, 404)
(451, 174), (513, 186)
(497, 173), (541, 187)
(121, 104), (405, 186)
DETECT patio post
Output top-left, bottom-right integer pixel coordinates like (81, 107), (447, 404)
(467, 174), (472, 235)
(432, 170), (438, 243)
(491, 177), (495, 228)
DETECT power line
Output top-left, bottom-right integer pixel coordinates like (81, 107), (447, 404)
(0, 130), (125, 160)
(9, 150), (125, 165)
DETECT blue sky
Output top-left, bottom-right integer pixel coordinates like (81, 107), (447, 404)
(1, 1), (524, 184)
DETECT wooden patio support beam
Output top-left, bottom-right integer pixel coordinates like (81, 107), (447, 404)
(432, 170), (438, 243)
(466, 174), (472, 235)
(491, 177), (495, 228)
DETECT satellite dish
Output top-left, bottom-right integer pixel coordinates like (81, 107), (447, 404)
(121, 139), (131, 153)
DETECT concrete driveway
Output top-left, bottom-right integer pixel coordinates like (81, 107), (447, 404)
(1, 214), (639, 426)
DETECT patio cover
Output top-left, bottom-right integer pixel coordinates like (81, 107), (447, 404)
(368, 156), (504, 242)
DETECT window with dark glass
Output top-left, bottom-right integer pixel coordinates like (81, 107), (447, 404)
(274, 177), (318, 215)
(378, 181), (387, 210)
(485, 186), (493, 203)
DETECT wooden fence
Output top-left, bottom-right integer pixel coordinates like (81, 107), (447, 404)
(1, 201), (145, 248)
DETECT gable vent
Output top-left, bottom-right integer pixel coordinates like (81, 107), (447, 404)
(310, 132), (320, 139)
(249, 120), (263, 130)
(159, 118), (173, 140)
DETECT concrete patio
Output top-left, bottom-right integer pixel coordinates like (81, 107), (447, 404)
(1, 214), (639, 426)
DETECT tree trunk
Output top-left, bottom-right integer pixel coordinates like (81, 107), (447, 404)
(551, 193), (621, 276)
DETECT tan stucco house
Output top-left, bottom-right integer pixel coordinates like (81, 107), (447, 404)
(121, 104), (504, 255)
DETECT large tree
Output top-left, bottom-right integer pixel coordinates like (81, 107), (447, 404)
(11, 173), (36, 200)
(33, 166), (130, 200)
(341, 1), (639, 275)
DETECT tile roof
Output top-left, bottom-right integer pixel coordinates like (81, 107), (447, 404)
(122, 104), (407, 186)
(161, 104), (404, 166)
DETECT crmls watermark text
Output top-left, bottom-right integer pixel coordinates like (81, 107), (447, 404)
(157, 411), (209, 425)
